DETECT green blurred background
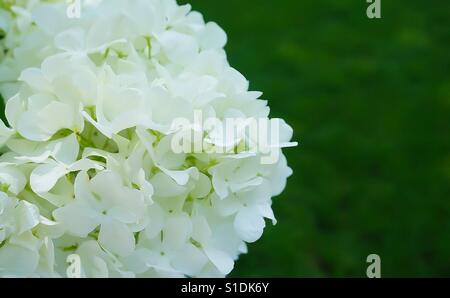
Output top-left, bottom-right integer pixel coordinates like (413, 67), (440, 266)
(178, 0), (450, 277)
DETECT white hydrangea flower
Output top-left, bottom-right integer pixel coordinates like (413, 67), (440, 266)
(0, 0), (296, 277)
(0, 191), (62, 277)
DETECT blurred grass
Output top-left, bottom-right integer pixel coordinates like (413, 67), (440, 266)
(179, 0), (450, 277)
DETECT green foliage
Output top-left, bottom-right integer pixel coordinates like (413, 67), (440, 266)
(180, 0), (450, 277)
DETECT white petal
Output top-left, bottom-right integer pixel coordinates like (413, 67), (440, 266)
(30, 161), (68, 194)
(122, 248), (153, 274)
(229, 177), (263, 193)
(0, 165), (26, 195)
(267, 154), (293, 196)
(199, 22), (227, 50)
(5, 93), (25, 128)
(203, 246), (234, 275)
(0, 244), (39, 277)
(150, 172), (187, 198)
(157, 31), (199, 65)
(19, 68), (51, 92)
(145, 203), (165, 239)
(211, 173), (229, 199)
(190, 173), (212, 199)
(99, 220), (135, 257)
(68, 158), (104, 172)
(76, 240), (109, 278)
(86, 17), (127, 53)
(15, 201), (40, 234)
(52, 134), (79, 165)
(0, 119), (14, 147)
(171, 243), (208, 276)
(234, 207), (265, 243)
(163, 213), (192, 250)
(17, 101), (78, 141)
(161, 167), (198, 186)
(257, 204), (277, 225)
(191, 216), (212, 244)
(53, 201), (99, 237)
(55, 27), (86, 53)
(211, 194), (241, 216)
(38, 176), (75, 207)
(32, 4), (69, 35)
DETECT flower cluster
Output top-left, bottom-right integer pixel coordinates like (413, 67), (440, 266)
(0, 0), (294, 277)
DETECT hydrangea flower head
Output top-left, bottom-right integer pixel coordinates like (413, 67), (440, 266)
(0, 0), (295, 277)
